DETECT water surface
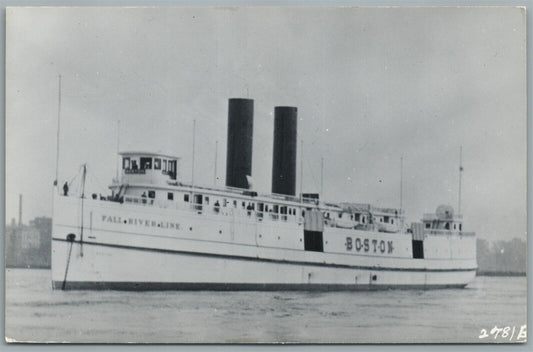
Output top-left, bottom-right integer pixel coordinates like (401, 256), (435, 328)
(5, 269), (527, 343)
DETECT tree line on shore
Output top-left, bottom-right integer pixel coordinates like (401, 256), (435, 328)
(476, 238), (526, 275)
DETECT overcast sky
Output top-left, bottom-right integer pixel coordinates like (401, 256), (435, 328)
(6, 7), (526, 242)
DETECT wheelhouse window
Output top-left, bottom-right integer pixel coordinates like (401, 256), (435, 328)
(154, 158), (161, 170)
(140, 157), (152, 170)
(123, 157), (130, 169)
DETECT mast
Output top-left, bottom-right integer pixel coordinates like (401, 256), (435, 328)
(54, 74), (62, 186)
(80, 164), (87, 257)
(191, 119), (196, 200)
(400, 156), (403, 210)
(320, 157), (324, 196)
(115, 120), (120, 180)
(214, 140), (218, 186)
(299, 139), (303, 202)
(458, 146), (463, 214)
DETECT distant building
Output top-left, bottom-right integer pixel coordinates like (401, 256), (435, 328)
(5, 216), (51, 268)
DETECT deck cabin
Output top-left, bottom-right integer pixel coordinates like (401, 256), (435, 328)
(105, 151), (408, 234)
(421, 205), (463, 232)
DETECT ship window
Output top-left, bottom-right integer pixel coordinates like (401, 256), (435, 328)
(154, 158), (161, 170)
(459, 224), (462, 231)
(280, 206), (287, 215)
(453, 223), (457, 230)
(123, 157), (130, 169)
(205, 196), (209, 205)
(425, 223), (431, 229)
(273, 205), (279, 213)
(132, 160), (138, 170)
(265, 205), (269, 212)
(148, 190), (156, 198)
(233, 200), (237, 207)
(258, 203), (264, 212)
(168, 192), (173, 200)
(354, 214), (360, 221)
(163, 160), (167, 171)
(384, 216), (390, 223)
(140, 157), (152, 170)
(338, 213), (342, 218)
(391, 219), (394, 225)
(184, 194), (189, 202)
(445, 222), (450, 230)
(242, 201), (246, 208)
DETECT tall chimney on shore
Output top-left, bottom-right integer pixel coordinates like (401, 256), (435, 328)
(225, 98), (254, 189)
(18, 194), (22, 227)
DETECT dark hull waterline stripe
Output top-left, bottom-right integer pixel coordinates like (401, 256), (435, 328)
(53, 238), (477, 273)
(53, 281), (468, 291)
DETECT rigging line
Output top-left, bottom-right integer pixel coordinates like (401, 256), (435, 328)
(85, 166), (111, 193)
(61, 236), (75, 290)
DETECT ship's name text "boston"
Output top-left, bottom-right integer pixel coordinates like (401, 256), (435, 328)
(345, 237), (394, 254)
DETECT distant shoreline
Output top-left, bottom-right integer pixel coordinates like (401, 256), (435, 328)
(6, 265), (51, 270)
(477, 271), (526, 277)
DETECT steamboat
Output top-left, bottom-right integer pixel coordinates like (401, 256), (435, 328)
(52, 98), (477, 290)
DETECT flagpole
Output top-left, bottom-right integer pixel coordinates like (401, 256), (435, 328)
(458, 146), (463, 214)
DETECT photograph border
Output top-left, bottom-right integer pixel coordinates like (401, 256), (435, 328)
(1, 0), (531, 350)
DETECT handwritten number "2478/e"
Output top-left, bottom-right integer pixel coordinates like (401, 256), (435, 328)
(479, 325), (526, 341)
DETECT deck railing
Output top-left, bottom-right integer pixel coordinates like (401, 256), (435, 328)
(120, 194), (303, 224)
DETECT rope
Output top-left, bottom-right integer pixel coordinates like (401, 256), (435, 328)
(61, 237), (75, 290)
(85, 166), (110, 194)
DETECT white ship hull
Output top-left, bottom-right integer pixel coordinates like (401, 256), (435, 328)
(51, 194), (477, 290)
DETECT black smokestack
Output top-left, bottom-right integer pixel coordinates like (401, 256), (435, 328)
(226, 98), (254, 189)
(272, 106), (297, 196)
